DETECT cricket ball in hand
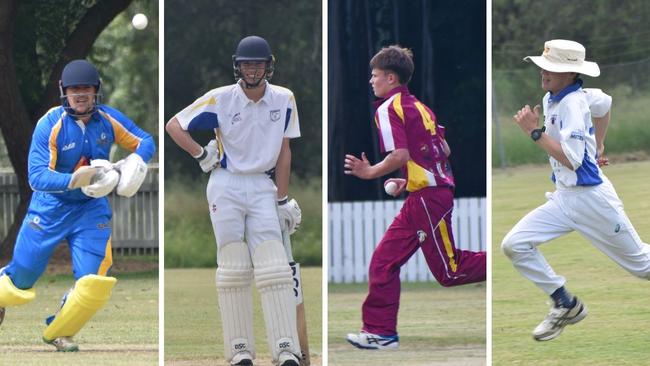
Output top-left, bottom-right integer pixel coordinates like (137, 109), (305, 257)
(132, 13), (148, 30)
(384, 181), (398, 195)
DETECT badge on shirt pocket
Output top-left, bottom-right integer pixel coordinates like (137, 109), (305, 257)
(270, 109), (281, 122)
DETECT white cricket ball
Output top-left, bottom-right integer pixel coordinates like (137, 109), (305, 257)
(132, 13), (148, 30)
(384, 181), (398, 195)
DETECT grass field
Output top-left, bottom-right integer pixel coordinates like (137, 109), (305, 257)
(328, 281), (486, 366)
(165, 267), (322, 365)
(0, 270), (158, 366)
(165, 176), (322, 267)
(492, 160), (650, 366)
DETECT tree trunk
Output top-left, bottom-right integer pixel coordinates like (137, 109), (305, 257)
(0, 0), (133, 258)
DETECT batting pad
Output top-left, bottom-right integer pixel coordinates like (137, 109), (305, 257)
(43, 274), (116, 341)
(0, 274), (35, 307)
(216, 241), (255, 361)
(253, 240), (301, 361)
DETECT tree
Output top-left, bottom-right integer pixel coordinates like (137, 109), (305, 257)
(0, 0), (133, 257)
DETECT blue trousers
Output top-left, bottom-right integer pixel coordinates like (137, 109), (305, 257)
(3, 192), (113, 289)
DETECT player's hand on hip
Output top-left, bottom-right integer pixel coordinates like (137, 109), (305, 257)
(513, 104), (542, 135)
(344, 152), (372, 179)
(195, 139), (221, 173)
(278, 198), (302, 235)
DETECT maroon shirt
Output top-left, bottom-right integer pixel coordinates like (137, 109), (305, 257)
(373, 85), (454, 191)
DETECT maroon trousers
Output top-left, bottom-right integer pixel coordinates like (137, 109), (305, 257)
(361, 187), (486, 335)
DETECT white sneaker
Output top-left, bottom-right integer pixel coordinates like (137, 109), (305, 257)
(231, 351), (253, 365)
(533, 298), (588, 341)
(44, 336), (79, 352)
(0, 307), (5, 326)
(345, 331), (399, 350)
(278, 351), (300, 366)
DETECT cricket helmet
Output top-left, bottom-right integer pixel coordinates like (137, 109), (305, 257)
(232, 35), (275, 88)
(59, 59), (102, 117)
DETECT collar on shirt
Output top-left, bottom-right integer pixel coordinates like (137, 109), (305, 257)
(548, 79), (583, 103)
(373, 84), (410, 109)
(235, 80), (271, 107)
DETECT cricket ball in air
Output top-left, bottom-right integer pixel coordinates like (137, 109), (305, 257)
(132, 13), (148, 30)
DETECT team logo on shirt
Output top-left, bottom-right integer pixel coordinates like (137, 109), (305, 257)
(270, 109), (281, 122)
(62, 142), (76, 151)
(97, 132), (109, 146)
(569, 130), (584, 141)
(231, 112), (242, 125)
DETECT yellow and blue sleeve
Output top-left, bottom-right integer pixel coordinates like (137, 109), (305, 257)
(28, 111), (72, 192)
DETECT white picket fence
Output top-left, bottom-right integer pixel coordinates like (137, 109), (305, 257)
(329, 197), (486, 283)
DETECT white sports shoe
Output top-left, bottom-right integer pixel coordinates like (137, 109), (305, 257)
(278, 351), (300, 366)
(231, 351), (253, 365)
(44, 336), (79, 352)
(533, 298), (588, 341)
(0, 307), (5, 326)
(345, 331), (399, 350)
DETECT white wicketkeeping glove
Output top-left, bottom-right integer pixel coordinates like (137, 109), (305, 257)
(81, 159), (120, 198)
(278, 198), (302, 235)
(194, 139), (221, 173)
(114, 153), (148, 197)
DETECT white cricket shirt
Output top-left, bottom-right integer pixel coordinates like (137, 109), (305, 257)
(175, 82), (300, 173)
(542, 84), (611, 189)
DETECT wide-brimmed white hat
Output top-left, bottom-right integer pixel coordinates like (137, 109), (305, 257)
(524, 39), (600, 77)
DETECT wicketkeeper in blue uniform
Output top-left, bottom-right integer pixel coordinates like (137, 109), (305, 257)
(0, 60), (155, 351)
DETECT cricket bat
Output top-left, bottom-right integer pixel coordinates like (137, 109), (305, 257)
(282, 229), (310, 366)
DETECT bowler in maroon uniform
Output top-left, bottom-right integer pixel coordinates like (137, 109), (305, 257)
(344, 45), (486, 350)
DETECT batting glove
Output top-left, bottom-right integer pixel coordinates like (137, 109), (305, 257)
(278, 197), (302, 235)
(194, 139), (221, 173)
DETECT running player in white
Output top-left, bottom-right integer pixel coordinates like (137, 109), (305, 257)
(502, 39), (650, 341)
(166, 35), (302, 366)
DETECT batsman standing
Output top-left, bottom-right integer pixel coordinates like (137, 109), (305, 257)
(344, 45), (486, 350)
(166, 35), (303, 366)
(502, 39), (650, 341)
(0, 59), (155, 351)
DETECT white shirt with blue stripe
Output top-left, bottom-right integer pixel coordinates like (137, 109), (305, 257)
(542, 82), (612, 189)
(175, 81), (300, 174)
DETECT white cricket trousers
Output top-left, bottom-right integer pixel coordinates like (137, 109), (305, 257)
(207, 169), (282, 251)
(502, 177), (650, 294)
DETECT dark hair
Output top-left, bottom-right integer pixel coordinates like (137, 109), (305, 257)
(369, 45), (414, 84)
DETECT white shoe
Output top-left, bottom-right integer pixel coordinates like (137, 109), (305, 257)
(533, 298), (588, 341)
(44, 336), (79, 352)
(0, 307), (5, 326)
(231, 351), (253, 365)
(278, 351), (300, 366)
(345, 331), (399, 350)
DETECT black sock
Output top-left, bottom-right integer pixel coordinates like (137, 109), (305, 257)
(550, 286), (576, 308)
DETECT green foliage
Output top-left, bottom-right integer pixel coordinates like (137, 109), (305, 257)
(493, 162), (650, 365)
(165, 268), (322, 363)
(165, 176), (322, 268)
(0, 271), (158, 365)
(164, 0), (322, 180)
(328, 282), (485, 365)
(493, 90), (650, 167)
(493, 0), (650, 167)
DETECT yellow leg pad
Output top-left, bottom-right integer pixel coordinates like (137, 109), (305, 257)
(0, 275), (36, 307)
(43, 275), (117, 341)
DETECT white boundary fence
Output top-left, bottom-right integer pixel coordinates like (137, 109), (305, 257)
(329, 197), (486, 283)
(0, 166), (158, 255)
